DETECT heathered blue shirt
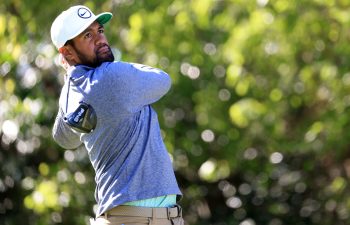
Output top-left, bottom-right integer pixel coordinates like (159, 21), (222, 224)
(52, 61), (182, 216)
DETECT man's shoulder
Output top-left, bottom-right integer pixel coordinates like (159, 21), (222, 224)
(91, 61), (132, 84)
(100, 61), (130, 70)
(97, 61), (137, 80)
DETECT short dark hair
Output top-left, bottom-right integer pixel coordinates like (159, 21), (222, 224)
(64, 39), (75, 47)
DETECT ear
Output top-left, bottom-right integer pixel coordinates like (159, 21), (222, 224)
(58, 53), (70, 71)
(58, 46), (76, 64)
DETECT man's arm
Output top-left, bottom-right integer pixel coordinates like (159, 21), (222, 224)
(52, 108), (82, 149)
(103, 62), (172, 112)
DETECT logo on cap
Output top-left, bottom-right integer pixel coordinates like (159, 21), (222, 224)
(77, 7), (92, 19)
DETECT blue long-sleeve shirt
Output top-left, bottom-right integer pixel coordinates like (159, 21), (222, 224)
(52, 61), (181, 216)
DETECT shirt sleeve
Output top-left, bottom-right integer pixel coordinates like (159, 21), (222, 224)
(52, 107), (82, 149)
(103, 62), (172, 113)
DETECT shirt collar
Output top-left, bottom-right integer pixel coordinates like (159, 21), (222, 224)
(67, 64), (94, 80)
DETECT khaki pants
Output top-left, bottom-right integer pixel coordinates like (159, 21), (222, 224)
(90, 205), (184, 225)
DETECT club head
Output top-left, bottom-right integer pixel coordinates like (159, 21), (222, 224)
(65, 102), (97, 133)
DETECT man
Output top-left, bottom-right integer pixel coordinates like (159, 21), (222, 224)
(50, 5), (183, 225)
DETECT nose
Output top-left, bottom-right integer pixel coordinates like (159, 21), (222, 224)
(95, 33), (107, 46)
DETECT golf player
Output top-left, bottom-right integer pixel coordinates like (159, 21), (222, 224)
(50, 5), (183, 225)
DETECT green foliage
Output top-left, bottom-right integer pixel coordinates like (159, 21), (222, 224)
(2, 0), (350, 225)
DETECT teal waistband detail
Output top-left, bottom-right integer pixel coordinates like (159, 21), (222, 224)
(122, 195), (177, 207)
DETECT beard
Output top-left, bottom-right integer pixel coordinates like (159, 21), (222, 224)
(95, 44), (115, 66)
(74, 44), (115, 68)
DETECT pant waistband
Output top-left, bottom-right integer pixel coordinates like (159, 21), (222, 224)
(103, 205), (182, 219)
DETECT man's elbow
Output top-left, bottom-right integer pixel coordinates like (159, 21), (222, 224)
(160, 71), (172, 94)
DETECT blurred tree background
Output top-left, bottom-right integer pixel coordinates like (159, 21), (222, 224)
(2, 0), (350, 224)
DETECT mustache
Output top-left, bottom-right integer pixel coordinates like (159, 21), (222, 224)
(96, 44), (111, 52)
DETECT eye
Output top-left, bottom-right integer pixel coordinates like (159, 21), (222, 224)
(98, 28), (104, 34)
(84, 32), (92, 39)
